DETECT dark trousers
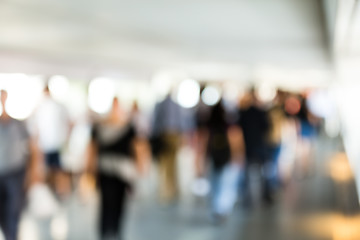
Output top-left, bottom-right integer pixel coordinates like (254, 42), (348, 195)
(241, 147), (273, 205)
(0, 168), (25, 240)
(44, 151), (61, 169)
(98, 174), (129, 240)
(242, 162), (272, 203)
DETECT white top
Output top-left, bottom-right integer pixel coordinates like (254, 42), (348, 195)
(32, 96), (70, 152)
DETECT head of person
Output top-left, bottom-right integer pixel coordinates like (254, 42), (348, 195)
(239, 89), (254, 109)
(111, 97), (120, 110)
(131, 100), (139, 112)
(249, 87), (258, 102)
(0, 89), (8, 110)
(110, 97), (123, 117)
(44, 85), (51, 96)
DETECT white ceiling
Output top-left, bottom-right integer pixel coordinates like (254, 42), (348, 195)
(0, 0), (331, 80)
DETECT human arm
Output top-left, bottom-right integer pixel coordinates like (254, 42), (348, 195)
(25, 138), (44, 190)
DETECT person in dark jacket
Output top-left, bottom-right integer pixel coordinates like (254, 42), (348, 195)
(204, 100), (233, 219)
(237, 89), (272, 205)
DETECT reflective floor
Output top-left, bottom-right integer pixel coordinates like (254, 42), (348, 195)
(14, 135), (360, 240)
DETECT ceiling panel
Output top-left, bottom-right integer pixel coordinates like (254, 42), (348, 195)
(0, 0), (331, 79)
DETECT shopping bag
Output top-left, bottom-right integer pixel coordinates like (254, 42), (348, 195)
(27, 183), (59, 219)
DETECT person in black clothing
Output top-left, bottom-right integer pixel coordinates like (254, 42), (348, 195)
(237, 89), (272, 204)
(207, 101), (231, 173)
(205, 100), (232, 218)
(193, 85), (211, 182)
(87, 97), (137, 240)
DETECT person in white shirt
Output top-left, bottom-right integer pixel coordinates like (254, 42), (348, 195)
(32, 86), (72, 197)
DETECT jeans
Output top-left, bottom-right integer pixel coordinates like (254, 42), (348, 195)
(266, 145), (281, 191)
(211, 164), (242, 215)
(0, 168), (25, 240)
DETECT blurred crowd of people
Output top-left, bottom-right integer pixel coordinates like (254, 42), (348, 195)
(0, 81), (322, 240)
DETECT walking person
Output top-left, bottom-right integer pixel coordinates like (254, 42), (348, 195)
(32, 85), (72, 198)
(87, 97), (137, 240)
(0, 89), (41, 240)
(237, 89), (272, 205)
(151, 93), (186, 203)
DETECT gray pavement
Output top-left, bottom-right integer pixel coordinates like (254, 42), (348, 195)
(14, 135), (360, 240)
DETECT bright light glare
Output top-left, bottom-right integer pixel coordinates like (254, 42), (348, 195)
(307, 90), (334, 118)
(0, 74), (43, 120)
(177, 79), (200, 108)
(88, 78), (115, 114)
(201, 86), (221, 106)
(49, 75), (69, 102)
(223, 82), (240, 102)
(256, 84), (276, 102)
